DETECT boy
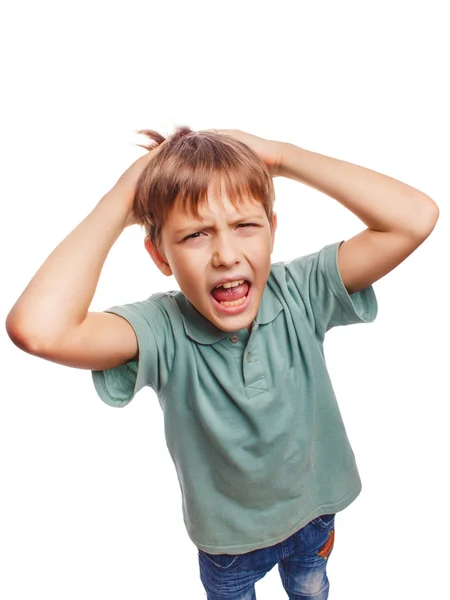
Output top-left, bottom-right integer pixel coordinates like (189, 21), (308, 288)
(5, 127), (439, 599)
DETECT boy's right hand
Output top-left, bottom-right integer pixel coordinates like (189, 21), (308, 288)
(109, 140), (168, 227)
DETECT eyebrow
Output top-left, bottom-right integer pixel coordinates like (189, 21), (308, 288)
(174, 215), (264, 235)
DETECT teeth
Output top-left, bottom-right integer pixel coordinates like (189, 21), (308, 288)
(214, 279), (244, 290)
(220, 296), (247, 307)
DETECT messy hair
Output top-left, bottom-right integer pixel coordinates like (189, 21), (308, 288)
(132, 125), (276, 255)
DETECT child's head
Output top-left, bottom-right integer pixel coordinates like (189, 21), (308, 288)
(133, 126), (277, 332)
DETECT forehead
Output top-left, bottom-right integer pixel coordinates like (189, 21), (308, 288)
(169, 191), (264, 226)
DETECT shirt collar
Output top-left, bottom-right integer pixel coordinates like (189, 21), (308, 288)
(172, 273), (284, 345)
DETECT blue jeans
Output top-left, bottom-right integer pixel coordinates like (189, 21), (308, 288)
(198, 514), (335, 599)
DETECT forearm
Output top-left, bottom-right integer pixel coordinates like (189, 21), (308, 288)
(6, 190), (130, 347)
(278, 142), (438, 236)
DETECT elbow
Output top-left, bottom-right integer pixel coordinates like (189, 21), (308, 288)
(5, 314), (48, 356)
(411, 197), (440, 239)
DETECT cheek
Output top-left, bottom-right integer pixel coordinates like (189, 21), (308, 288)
(173, 256), (205, 284)
(248, 240), (272, 261)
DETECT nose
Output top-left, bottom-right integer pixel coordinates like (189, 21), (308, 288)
(211, 231), (241, 268)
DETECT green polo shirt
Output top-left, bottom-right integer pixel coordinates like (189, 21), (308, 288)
(91, 240), (378, 554)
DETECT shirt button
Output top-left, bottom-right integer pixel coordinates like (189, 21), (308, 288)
(246, 352), (252, 362)
(230, 335), (239, 343)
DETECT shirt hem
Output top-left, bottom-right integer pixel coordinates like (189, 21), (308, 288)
(189, 485), (362, 555)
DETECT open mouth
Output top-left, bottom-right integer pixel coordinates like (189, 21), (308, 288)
(210, 280), (252, 310)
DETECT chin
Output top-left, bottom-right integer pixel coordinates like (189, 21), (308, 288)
(214, 311), (256, 331)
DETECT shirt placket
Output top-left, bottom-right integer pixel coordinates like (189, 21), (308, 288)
(227, 327), (268, 397)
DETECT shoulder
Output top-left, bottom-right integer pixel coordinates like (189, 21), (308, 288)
(267, 242), (341, 303)
(102, 289), (184, 345)
(127, 290), (181, 320)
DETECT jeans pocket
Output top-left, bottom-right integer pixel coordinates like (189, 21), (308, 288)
(198, 549), (244, 570)
(309, 513), (335, 530)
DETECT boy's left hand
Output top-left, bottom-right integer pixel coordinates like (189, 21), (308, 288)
(201, 129), (283, 177)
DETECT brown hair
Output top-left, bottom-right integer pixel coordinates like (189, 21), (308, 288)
(132, 125), (276, 255)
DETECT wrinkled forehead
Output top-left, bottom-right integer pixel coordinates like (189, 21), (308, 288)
(183, 197), (262, 223)
(177, 179), (263, 221)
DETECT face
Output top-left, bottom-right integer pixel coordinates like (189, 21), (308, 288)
(144, 183), (277, 332)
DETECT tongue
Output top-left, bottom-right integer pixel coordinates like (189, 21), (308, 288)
(211, 281), (249, 303)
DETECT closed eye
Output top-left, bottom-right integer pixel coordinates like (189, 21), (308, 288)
(183, 223), (259, 241)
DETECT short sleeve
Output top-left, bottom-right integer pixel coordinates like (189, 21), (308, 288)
(91, 296), (175, 408)
(284, 240), (378, 341)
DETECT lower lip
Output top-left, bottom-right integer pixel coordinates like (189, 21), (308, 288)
(210, 284), (252, 315)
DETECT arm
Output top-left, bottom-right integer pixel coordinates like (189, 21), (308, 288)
(204, 129), (439, 293)
(5, 151), (156, 370)
(278, 143), (439, 294)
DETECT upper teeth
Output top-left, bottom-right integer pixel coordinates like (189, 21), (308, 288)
(214, 279), (244, 289)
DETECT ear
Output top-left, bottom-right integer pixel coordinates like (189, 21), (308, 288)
(270, 212), (277, 252)
(144, 236), (173, 277)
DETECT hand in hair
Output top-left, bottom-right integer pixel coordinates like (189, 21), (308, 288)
(110, 142), (167, 226)
(201, 129), (283, 177)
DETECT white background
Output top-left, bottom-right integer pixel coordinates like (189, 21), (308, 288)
(1, 1), (448, 599)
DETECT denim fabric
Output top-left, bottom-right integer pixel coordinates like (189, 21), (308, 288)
(198, 514), (335, 599)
